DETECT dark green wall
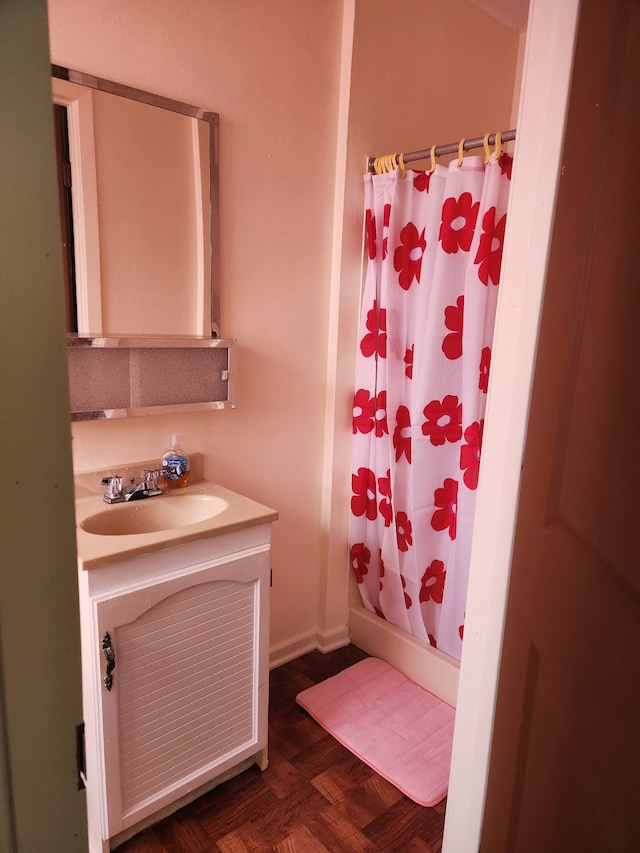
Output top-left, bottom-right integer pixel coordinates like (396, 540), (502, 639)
(0, 0), (87, 848)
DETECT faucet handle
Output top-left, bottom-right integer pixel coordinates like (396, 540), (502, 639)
(105, 476), (124, 501)
(143, 469), (160, 491)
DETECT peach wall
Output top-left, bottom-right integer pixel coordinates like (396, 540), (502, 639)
(49, 0), (345, 659)
(48, 0), (519, 661)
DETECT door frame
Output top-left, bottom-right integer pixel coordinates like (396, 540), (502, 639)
(442, 0), (581, 848)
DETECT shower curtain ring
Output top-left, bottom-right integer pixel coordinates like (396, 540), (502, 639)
(494, 130), (503, 160)
(379, 154), (390, 173)
(430, 144), (437, 173)
(457, 138), (466, 167)
(483, 132), (491, 164)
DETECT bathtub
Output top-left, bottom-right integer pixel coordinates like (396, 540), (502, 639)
(348, 600), (460, 708)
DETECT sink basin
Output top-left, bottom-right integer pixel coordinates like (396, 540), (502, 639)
(80, 494), (229, 536)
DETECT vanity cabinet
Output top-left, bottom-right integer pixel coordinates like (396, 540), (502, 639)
(77, 521), (272, 853)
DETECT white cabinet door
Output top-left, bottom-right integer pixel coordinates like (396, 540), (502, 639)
(91, 549), (269, 838)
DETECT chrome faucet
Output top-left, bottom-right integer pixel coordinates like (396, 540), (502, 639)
(103, 469), (162, 504)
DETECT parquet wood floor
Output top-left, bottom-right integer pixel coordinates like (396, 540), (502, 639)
(117, 645), (446, 852)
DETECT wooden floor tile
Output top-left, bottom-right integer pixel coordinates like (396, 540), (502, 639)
(362, 772), (405, 809)
(216, 823), (271, 853)
(362, 795), (445, 852)
(249, 787), (331, 846)
(308, 803), (380, 852)
(273, 825), (329, 853)
(153, 813), (216, 853)
(261, 755), (305, 800)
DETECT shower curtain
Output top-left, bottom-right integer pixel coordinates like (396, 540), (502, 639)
(349, 152), (512, 661)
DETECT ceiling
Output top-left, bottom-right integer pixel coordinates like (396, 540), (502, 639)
(468, 0), (530, 32)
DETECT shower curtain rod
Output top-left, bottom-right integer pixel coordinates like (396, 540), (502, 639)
(367, 128), (517, 173)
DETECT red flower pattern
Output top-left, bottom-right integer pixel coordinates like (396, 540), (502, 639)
(428, 634), (437, 648)
(395, 511), (413, 552)
(419, 559), (446, 604)
(350, 543), (371, 584)
(401, 575), (412, 609)
(413, 171), (431, 193)
(431, 478), (458, 540)
(394, 221), (426, 290)
(442, 295), (464, 360)
(365, 208), (376, 260)
(360, 300), (387, 359)
(479, 346), (491, 393)
(353, 389), (387, 436)
(475, 207), (507, 286)
(439, 192), (480, 254)
(460, 420), (484, 490)
(378, 470), (392, 527)
(381, 203), (391, 260)
(352, 388), (375, 435)
(422, 395), (463, 446)
(404, 346), (414, 379)
(393, 405), (412, 463)
(498, 153), (513, 180)
(374, 390), (388, 437)
(365, 203), (392, 260)
(351, 467), (377, 520)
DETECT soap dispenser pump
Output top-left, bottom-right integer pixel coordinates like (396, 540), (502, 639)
(161, 434), (190, 489)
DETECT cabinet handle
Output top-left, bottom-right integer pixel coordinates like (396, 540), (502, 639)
(102, 632), (116, 691)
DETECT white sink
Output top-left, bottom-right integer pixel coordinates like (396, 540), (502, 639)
(80, 493), (229, 536)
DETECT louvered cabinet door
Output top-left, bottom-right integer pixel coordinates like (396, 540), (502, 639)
(93, 549), (269, 838)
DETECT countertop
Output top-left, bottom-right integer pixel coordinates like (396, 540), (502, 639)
(74, 462), (278, 570)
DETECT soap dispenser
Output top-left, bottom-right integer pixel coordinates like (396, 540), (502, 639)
(161, 434), (190, 489)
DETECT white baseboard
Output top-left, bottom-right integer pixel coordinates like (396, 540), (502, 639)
(269, 625), (351, 670)
(348, 604), (460, 708)
(315, 625), (351, 654)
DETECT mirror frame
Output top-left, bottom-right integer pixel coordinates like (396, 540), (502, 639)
(51, 64), (220, 338)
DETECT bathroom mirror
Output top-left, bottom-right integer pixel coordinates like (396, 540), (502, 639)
(51, 65), (220, 338)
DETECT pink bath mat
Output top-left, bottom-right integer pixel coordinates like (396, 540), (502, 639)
(296, 656), (455, 807)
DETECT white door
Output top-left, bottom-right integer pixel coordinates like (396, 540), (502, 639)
(446, 0), (640, 850)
